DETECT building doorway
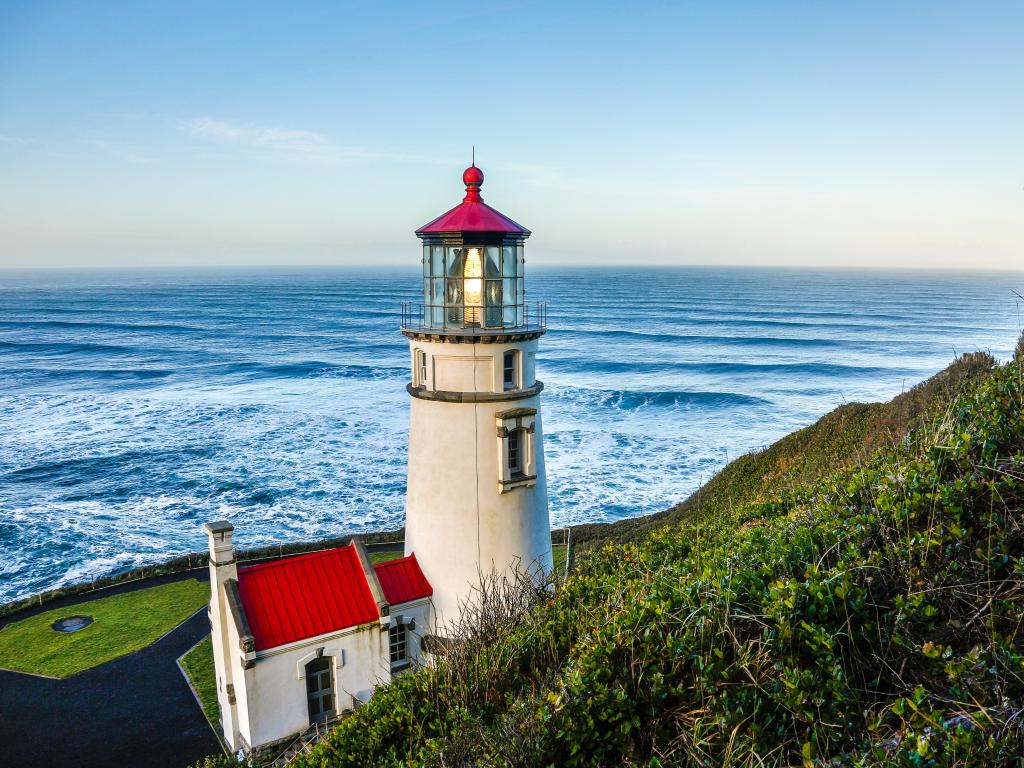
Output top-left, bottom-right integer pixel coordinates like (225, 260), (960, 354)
(305, 656), (335, 724)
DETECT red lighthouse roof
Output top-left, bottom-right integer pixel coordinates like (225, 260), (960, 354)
(416, 165), (530, 236)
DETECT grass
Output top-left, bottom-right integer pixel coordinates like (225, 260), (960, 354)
(0, 579), (208, 678)
(181, 635), (220, 726)
(368, 549), (403, 564)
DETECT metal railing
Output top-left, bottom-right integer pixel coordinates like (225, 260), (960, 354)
(400, 301), (547, 333)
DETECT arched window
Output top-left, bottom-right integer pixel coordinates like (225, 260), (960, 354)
(305, 656), (335, 724)
(503, 350), (519, 391)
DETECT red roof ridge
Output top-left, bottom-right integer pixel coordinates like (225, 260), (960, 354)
(238, 544), (353, 574)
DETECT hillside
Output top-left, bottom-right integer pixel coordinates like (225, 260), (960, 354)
(570, 350), (998, 550)
(272, 342), (1024, 768)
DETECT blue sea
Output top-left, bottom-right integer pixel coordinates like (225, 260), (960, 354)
(1, 266), (1021, 603)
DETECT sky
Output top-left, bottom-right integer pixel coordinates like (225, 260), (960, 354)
(0, 1), (1022, 270)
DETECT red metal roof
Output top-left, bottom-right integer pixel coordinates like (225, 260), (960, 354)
(374, 554), (433, 605)
(237, 545), (380, 651)
(416, 165), (530, 236)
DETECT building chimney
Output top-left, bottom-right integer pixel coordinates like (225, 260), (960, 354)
(205, 520), (235, 571)
(204, 520), (241, 749)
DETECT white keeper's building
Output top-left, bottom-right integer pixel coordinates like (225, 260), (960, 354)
(206, 164), (553, 753)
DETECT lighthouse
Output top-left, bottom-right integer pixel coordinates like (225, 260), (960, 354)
(402, 164), (552, 628)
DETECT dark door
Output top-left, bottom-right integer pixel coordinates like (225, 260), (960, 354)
(305, 656), (335, 723)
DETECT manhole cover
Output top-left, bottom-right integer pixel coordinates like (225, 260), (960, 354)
(51, 615), (94, 633)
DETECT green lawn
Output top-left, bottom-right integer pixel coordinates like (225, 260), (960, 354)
(368, 549), (403, 564)
(0, 579), (209, 678)
(181, 634), (219, 726)
(551, 544), (567, 575)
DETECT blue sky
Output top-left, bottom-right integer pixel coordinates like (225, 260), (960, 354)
(1, 1), (1021, 269)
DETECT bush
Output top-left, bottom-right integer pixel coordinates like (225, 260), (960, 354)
(293, 355), (1024, 767)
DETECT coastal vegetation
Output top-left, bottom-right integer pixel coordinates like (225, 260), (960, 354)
(0, 579), (207, 678)
(569, 350), (997, 551)
(280, 345), (1023, 767)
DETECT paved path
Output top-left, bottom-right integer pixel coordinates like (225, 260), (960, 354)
(0, 588), (222, 768)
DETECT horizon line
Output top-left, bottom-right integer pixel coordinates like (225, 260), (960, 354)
(1, 262), (1023, 275)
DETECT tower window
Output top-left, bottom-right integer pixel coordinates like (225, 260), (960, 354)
(507, 429), (523, 477)
(496, 407), (537, 490)
(389, 624), (408, 667)
(503, 350), (519, 391)
(415, 349), (428, 387)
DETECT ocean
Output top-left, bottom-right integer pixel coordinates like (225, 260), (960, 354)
(1, 266), (1021, 603)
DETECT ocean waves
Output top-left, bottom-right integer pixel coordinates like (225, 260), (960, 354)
(555, 386), (770, 410)
(0, 265), (1020, 603)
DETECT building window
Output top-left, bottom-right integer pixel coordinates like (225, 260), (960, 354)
(503, 350), (519, 391)
(389, 624), (407, 667)
(415, 349), (428, 387)
(496, 407), (537, 489)
(305, 656), (335, 724)
(507, 428), (524, 477)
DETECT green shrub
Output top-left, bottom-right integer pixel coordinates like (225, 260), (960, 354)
(292, 354), (1024, 767)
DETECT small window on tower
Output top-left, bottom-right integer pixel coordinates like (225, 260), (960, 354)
(496, 407), (537, 490)
(416, 350), (428, 387)
(503, 350), (519, 391)
(507, 428), (523, 477)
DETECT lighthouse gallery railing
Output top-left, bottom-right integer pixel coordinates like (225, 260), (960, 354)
(400, 301), (547, 333)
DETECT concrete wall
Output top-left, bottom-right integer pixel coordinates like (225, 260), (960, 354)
(242, 623), (386, 747)
(411, 338), (537, 393)
(404, 336), (552, 629)
(235, 597), (434, 750)
(223, 599), (253, 748)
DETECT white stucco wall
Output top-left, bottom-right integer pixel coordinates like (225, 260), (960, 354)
(230, 597), (434, 750)
(404, 336), (553, 630)
(222, 598), (253, 748)
(241, 622), (386, 748)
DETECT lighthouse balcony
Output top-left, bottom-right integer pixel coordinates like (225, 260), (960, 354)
(400, 301), (547, 340)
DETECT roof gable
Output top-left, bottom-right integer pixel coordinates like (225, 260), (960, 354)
(374, 554), (433, 605)
(237, 545), (380, 651)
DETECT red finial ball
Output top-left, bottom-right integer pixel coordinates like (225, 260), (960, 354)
(463, 165), (484, 187)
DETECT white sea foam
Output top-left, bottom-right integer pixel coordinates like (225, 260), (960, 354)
(0, 266), (1020, 602)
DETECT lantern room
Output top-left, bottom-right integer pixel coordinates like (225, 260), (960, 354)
(409, 165), (539, 332)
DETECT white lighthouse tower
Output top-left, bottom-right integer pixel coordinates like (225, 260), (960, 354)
(402, 164), (552, 628)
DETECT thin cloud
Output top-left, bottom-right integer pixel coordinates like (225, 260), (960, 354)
(183, 116), (374, 165)
(182, 116), (461, 167)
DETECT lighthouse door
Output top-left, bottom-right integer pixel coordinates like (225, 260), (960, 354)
(305, 656), (336, 723)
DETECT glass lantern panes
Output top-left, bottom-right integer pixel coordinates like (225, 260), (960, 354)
(485, 247), (501, 278)
(420, 241), (527, 330)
